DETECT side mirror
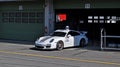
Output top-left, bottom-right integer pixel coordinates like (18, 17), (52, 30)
(67, 34), (71, 38)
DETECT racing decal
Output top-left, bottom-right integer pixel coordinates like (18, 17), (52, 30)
(40, 36), (52, 42)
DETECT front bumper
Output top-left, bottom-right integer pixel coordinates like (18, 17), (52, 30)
(35, 40), (57, 49)
(35, 42), (57, 49)
(35, 44), (51, 49)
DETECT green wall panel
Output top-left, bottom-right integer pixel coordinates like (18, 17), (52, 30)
(91, 0), (120, 8)
(0, 23), (44, 41)
(0, 1), (44, 11)
(53, 0), (120, 9)
(0, 1), (45, 41)
(53, 0), (85, 9)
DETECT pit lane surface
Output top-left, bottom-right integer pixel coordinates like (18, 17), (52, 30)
(0, 42), (120, 67)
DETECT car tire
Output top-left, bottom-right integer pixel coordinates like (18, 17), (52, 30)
(80, 39), (86, 47)
(56, 41), (64, 50)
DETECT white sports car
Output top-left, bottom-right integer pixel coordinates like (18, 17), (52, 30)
(35, 28), (88, 50)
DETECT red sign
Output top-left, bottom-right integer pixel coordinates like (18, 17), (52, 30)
(57, 14), (66, 22)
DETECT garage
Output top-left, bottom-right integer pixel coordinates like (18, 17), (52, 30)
(0, 0), (45, 41)
(0, 0), (120, 44)
(54, 0), (120, 44)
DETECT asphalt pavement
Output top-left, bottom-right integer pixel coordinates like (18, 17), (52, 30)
(0, 41), (120, 67)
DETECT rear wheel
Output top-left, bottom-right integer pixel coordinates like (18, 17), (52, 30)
(56, 41), (64, 50)
(80, 39), (86, 47)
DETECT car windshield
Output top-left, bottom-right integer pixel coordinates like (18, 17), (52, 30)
(51, 32), (66, 37)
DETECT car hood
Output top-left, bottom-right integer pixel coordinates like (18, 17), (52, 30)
(36, 36), (64, 43)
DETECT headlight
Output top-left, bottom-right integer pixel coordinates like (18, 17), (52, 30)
(49, 39), (54, 43)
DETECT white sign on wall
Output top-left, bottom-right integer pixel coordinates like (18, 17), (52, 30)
(19, 5), (23, 10)
(85, 3), (90, 9)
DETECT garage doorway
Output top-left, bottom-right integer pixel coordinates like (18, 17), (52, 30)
(55, 9), (120, 45)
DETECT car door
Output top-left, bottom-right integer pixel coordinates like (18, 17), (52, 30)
(65, 32), (74, 47)
(74, 35), (80, 46)
(69, 31), (81, 46)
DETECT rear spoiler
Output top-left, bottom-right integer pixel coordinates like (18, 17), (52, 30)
(80, 31), (87, 35)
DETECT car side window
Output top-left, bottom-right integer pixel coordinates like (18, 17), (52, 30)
(68, 31), (80, 36)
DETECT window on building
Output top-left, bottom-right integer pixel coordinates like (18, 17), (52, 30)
(88, 16), (118, 24)
(2, 11), (44, 23)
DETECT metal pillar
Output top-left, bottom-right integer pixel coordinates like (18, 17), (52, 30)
(45, 0), (54, 35)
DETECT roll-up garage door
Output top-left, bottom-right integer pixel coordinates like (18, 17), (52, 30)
(0, 11), (44, 41)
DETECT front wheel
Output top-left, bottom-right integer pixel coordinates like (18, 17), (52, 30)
(56, 41), (64, 50)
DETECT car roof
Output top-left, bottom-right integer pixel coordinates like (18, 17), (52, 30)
(55, 29), (69, 33)
(55, 29), (80, 33)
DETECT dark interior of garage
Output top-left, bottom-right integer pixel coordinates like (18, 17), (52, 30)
(55, 9), (120, 45)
